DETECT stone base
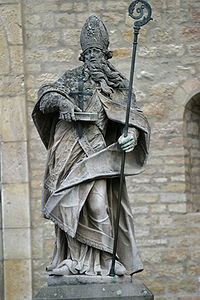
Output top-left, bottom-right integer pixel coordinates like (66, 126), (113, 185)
(33, 280), (154, 300)
(47, 274), (132, 286)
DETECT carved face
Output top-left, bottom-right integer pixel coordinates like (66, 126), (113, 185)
(84, 47), (104, 64)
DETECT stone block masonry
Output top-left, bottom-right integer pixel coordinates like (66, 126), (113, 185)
(0, 0), (200, 299)
(0, 1), (32, 299)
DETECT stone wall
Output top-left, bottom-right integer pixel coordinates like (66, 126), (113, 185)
(0, 1), (32, 299)
(0, 146), (3, 300)
(0, 0), (200, 299)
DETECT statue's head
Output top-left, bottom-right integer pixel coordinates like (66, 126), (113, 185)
(79, 15), (128, 96)
(79, 15), (112, 62)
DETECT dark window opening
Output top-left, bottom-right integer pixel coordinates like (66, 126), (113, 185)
(184, 92), (200, 212)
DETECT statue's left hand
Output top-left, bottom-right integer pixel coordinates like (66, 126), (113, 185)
(59, 101), (81, 122)
(118, 128), (139, 152)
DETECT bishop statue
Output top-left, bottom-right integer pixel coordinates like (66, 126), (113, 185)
(32, 15), (150, 277)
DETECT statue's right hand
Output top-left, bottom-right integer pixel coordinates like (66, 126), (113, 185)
(59, 101), (81, 122)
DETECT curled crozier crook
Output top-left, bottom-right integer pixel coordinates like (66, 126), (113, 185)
(129, 0), (152, 28)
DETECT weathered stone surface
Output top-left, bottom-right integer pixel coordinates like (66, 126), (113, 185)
(132, 206), (149, 214)
(10, 45), (24, 74)
(191, 247), (200, 261)
(151, 28), (174, 43)
(159, 215), (173, 226)
(168, 278), (197, 294)
(25, 49), (48, 62)
(170, 236), (200, 248)
(156, 264), (184, 277)
(113, 48), (132, 58)
(1, 96), (27, 141)
(0, 22), (10, 74)
(4, 228), (31, 259)
(187, 263), (200, 275)
(31, 227), (44, 259)
(26, 30), (59, 48)
(102, 12), (124, 25)
(154, 297), (171, 300)
(32, 259), (49, 294)
(0, 230), (2, 260)
(34, 283), (153, 300)
(26, 63), (41, 72)
(178, 297), (200, 300)
(41, 13), (55, 29)
(160, 193), (186, 203)
(134, 215), (158, 226)
(163, 249), (187, 262)
(43, 239), (55, 255)
(143, 279), (165, 294)
(140, 249), (162, 264)
(2, 183), (30, 228)
(151, 204), (166, 213)
(0, 260), (3, 300)
(4, 259), (32, 300)
(24, 14), (41, 29)
(62, 30), (81, 46)
(134, 228), (150, 238)
(55, 13), (76, 28)
(49, 49), (74, 62)
(189, 44), (200, 56)
(35, 73), (59, 86)
(136, 194), (159, 203)
(60, 3), (73, 11)
(1, 142), (28, 183)
(136, 238), (168, 248)
(138, 46), (160, 58)
(73, 2), (87, 12)
(27, 2), (58, 13)
(0, 2), (32, 300)
(168, 203), (187, 213)
(174, 213), (200, 225)
(47, 275), (132, 286)
(105, 1), (127, 11)
(162, 183), (185, 192)
(182, 78), (200, 92)
(0, 4), (22, 44)
(0, 75), (24, 96)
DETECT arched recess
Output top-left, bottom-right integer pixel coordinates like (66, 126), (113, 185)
(184, 92), (200, 212)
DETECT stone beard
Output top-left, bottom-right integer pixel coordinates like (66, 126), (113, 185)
(83, 54), (128, 97)
(32, 15), (150, 278)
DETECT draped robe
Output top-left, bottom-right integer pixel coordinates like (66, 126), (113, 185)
(32, 66), (150, 275)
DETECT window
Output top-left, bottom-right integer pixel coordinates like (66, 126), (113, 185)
(184, 92), (200, 212)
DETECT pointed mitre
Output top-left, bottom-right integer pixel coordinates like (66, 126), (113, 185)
(80, 15), (109, 52)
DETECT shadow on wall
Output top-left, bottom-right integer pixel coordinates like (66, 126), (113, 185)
(184, 92), (200, 213)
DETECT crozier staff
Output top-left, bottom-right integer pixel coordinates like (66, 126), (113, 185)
(32, 15), (150, 277)
(110, 0), (152, 276)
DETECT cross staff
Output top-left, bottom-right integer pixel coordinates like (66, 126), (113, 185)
(109, 0), (152, 277)
(69, 75), (93, 138)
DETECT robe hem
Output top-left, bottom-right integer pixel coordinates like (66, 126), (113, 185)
(44, 208), (115, 254)
(44, 208), (76, 238)
(75, 233), (113, 255)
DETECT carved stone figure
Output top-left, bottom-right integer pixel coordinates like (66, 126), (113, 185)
(32, 15), (150, 277)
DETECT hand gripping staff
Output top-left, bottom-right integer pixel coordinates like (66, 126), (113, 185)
(109, 0), (152, 277)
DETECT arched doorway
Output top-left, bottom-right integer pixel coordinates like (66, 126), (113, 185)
(184, 92), (200, 212)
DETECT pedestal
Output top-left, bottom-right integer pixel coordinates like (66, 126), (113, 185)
(33, 275), (154, 300)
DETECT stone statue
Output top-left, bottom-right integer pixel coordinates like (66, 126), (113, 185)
(32, 15), (150, 277)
